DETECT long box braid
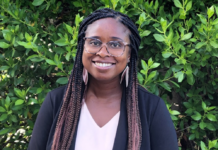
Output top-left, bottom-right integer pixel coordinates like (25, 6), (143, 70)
(51, 8), (142, 150)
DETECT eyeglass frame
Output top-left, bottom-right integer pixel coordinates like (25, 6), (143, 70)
(83, 37), (131, 57)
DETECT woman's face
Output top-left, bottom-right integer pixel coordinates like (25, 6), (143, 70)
(82, 18), (131, 82)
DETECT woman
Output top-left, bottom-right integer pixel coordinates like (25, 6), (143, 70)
(28, 8), (178, 150)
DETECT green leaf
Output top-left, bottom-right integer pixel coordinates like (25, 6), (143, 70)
(200, 141), (207, 150)
(190, 122), (198, 129)
(5, 96), (10, 107)
(199, 121), (207, 129)
(0, 66), (10, 71)
(206, 123), (216, 131)
(212, 18), (218, 25)
(173, 0), (183, 8)
(137, 73), (144, 84)
(170, 115), (178, 120)
(195, 42), (206, 49)
(15, 25), (19, 32)
(139, 12), (146, 25)
(66, 51), (71, 61)
(181, 32), (193, 41)
(162, 52), (172, 58)
(73, 1), (82, 7)
(15, 99), (24, 105)
(209, 140), (217, 149)
(206, 114), (217, 121)
(197, 14), (207, 25)
(170, 110), (180, 115)
(208, 106), (216, 111)
(172, 65), (183, 72)
(46, 59), (56, 65)
(2, 30), (12, 42)
(148, 58), (153, 67)
(65, 23), (73, 35)
(210, 41), (218, 48)
(202, 101), (207, 111)
(208, 6), (214, 19)
(141, 60), (148, 71)
(150, 63), (160, 69)
(14, 88), (25, 99)
(32, 0), (44, 6)
(176, 71), (184, 82)
(159, 82), (171, 92)
(191, 111), (202, 121)
(186, 73), (195, 85)
(140, 30), (151, 37)
(183, 102), (192, 108)
(54, 38), (69, 46)
(0, 106), (6, 112)
(17, 41), (33, 48)
(0, 114), (8, 121)
(147, 71), (157, 81)
(0, 42), (10, 49)
(33, 33), (39, 43)
(27, 54), (40, 60)
(56, 77), (68, 84)
(0, 128), (10, 135)
(169, 80), (180, 88)
(164, 69), (172, 79)
(30, 57), (44, 62)
(160, 18), (167, 32)
(28, 98), (38, 105)
(186, 1), (192, 11)
(75, 14), (82, 27)
(25, 32), (32, 42)
(189, 134), (195, 140)
(10, 115), (18, 122)
(153, 34), (165, 42)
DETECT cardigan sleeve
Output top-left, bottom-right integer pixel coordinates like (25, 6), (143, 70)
(149, 98), (178, 150)
(28, 92), (54, 150)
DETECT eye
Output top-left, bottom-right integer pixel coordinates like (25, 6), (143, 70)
(89, 40), (102, 46)
(109, 41), (122, 48)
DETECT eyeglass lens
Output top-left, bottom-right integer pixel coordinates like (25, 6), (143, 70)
(84, 38), (125, 56)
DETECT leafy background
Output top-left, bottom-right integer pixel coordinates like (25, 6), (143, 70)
(0, 0), (218, 149)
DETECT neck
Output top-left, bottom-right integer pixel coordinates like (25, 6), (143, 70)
(86, 76), (122, 103)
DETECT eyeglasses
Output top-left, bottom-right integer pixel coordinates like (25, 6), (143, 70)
(83, 37), (130, 57)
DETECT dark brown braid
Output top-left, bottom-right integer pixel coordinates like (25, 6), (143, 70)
(51, 8), (142, 150)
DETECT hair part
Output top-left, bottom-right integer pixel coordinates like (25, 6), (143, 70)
(52, 8), (142, 150)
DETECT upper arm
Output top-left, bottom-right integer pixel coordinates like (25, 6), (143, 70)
(28, 92), (54, 150)
(149, 99), (178, 150)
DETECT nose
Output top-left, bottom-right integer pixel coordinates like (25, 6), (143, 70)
(96, 44), (110, 57)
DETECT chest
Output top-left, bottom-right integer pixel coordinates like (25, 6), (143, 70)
(75, 103), (120, 150)
(85, 100), (120, 127)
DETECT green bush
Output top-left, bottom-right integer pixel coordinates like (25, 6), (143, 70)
(0, 0), (218, 149)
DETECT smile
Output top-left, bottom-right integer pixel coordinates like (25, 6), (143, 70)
(95, 62), (113, 67)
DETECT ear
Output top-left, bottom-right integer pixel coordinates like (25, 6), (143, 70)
(127, 50), (131, 62)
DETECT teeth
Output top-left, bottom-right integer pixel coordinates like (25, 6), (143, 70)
(95, 62), (112, 67)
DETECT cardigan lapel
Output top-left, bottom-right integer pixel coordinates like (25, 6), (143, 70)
(112, 87), (128, 150)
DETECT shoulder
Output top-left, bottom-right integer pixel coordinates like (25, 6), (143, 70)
(48, 85), (67, 97)
(137, 84), (161, 105)
(45, 85), (67, 114)
(137, 84), (166, 121)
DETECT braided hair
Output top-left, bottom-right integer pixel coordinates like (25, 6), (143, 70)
(51, 8), (142, 150)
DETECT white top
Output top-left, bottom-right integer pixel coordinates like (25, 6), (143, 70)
(75, 103), (120, 150)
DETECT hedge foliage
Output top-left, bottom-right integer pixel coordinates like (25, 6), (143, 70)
(0, 0), (218, 149)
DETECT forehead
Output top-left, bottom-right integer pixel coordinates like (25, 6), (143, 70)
(85, 18), (130, 41)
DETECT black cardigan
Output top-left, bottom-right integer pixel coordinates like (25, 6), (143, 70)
(28, 85), (178, 150)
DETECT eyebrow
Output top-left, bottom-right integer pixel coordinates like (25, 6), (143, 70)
(89, 36), (124, 41)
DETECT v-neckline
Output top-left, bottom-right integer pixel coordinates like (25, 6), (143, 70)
(84, 102), (120, 129)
